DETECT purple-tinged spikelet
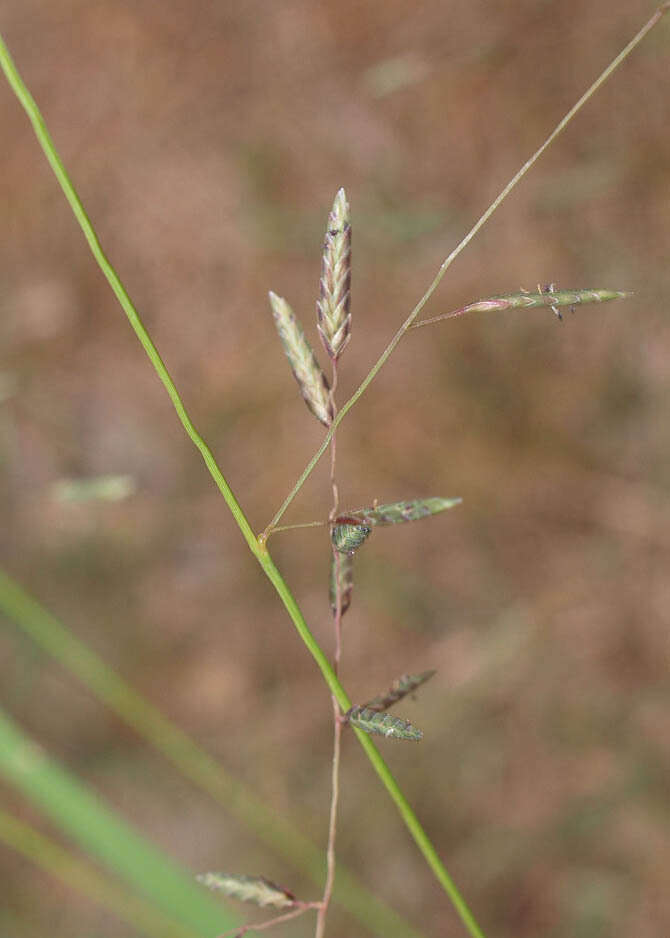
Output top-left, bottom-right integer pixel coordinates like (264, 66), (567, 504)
(269, 291), (333, 427)
(412, 287), (630, 329)
(363, 671), (436, 713)
(317, 188), (351, 361)
(330, 550), (354, 616)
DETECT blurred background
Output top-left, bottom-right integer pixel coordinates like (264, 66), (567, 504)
(1, 1), (669, 936)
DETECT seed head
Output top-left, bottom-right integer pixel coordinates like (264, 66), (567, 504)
(317, 188), (351, 361)
(269, 291), (333, 427)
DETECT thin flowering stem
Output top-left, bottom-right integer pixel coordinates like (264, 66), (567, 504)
(328, 364), (340, 524)
(315, 698), (343, 938)
(327, 360), (346, 669)
(317, 355), (345, 938)
(261, 2), (669, 537)
(217, 901), (320, 937)
(265, 520), (326, 537)
(327, 363), (345, 669)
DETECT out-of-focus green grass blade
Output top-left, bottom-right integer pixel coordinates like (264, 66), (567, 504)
(0, 709), (237, 938)
(0, 809), (200, 938)
(0, 567), (427, 938)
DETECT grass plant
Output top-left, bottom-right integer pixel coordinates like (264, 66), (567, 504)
(1, 5), (668, 937)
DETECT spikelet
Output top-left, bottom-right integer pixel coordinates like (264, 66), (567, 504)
(196, 872), (296, 909)
(352, 496), (462, 526)
(329, 550), (354, 616)
(346, 706), (423, 741)
(317, 188), (352, 361)
(331, 516), (372, 554)
(413, 287), (630, 328)
(461, 286), (630, 322)
(363, 670), (436, 713)
(269, 291), (333, 427)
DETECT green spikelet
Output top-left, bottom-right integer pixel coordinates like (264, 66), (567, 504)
(352, 497), (462, 526)
(329, 550), (354, 616)
(268, 291), (333, 427)
(331, 516), (372, 554)
(346, 706), (423, 741)
(196, 872), (296, 909)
